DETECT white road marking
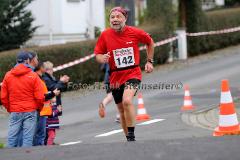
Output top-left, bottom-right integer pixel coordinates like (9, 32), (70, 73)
(95, 119), (165, 138)
(95, 129), (123, 138)
(137, 119), (165, 126)
(60, 140), (82, 146)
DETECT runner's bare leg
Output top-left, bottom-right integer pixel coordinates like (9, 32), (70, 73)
(122, 86), (136, 127)
(117, 103), (128, 135)
(102, 93), (113, 106)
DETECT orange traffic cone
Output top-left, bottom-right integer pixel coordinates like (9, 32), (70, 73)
(213, 79), (240, 136)
(181, 85), (195, 111)
(136, 92), (150, 121)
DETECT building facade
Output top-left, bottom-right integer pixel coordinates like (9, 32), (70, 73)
(26, 0), (105, 46)
(202, 0), (225, 10)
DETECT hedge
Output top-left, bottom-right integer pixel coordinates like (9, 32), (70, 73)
(0, 29), (173, 86)
(188, 7), (240, 56)
(1, 7), (239, 85)
(0, 0), (176, 86)
(141, 0), (176, 68)
(0, 41), (102, 85)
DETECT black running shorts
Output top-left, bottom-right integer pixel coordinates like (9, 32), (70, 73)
(111, 79), (141, 104)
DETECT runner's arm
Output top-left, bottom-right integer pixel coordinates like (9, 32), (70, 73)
(145, 39), (155, 73)
(94, 33), (108, 64)
(146, 39), (155, 62)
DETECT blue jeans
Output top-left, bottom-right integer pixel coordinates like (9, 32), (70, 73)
(33, 113), (47, 146)
(7, 111), (37, 148)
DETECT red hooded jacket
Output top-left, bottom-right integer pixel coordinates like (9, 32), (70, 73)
(1, 64), (45, 112)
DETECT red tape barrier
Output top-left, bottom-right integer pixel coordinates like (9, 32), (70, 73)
(1, 25), (240, 86)
(53, 36), (178, 72)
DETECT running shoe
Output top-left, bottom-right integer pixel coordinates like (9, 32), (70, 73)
(126, 132), (136, 142)
(115, 114), (120, 123)
(99, 102), (105, 118)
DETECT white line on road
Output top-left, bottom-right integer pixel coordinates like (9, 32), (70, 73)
(137, 119), (165, 126)
(60, 140), (82, 146)
(95, 129), (123, 138)
(95, 119), (165, 138)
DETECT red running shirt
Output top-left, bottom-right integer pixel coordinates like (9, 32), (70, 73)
(94, 26), (153, 87)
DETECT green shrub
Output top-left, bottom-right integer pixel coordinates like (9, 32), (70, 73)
(142, 0), (176, 66)
(0, 29), (173, 86)
(0, 143), (4, 148)
(0, 40), (104, 85)
(188, 7), (240, 55)
(0, 0), (176, 86)
(139, 25), (173, 68)
(225, 0), (240, 7)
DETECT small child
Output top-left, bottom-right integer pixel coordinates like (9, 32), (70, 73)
(46, 97), (62, 145)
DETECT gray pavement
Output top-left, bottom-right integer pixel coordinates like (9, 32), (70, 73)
(1, 137), (240, 160)
(182, 100), (240, 131)
(1, 44), (240, 159)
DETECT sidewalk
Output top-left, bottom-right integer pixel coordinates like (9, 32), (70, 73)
(182, 98), (240, 131)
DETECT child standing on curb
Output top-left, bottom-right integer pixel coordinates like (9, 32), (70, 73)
(46, 97), (62, 145)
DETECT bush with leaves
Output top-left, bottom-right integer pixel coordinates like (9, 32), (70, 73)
(0, 0), (176, 87)
(143, 0), (176, 63)
(187, 7), (240, 55)
(225, 0), (240, 7)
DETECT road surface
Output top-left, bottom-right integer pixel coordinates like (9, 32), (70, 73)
(0, 45), (240, 160)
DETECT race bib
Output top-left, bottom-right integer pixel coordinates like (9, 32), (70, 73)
(113, 47), (135, 68)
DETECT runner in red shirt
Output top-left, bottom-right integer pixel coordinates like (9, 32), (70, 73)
(95, 7), (154, 141)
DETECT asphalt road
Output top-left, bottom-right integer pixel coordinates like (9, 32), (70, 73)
(0, 45), (240, 160)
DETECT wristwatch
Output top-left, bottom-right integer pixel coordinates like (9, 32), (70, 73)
(147, 58), (154, 64)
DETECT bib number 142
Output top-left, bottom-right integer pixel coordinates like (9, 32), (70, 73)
(116, 56), (133, 66)
(113, 47), (135, 68)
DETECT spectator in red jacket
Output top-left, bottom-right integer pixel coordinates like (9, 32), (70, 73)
(1, 51), (45, 148)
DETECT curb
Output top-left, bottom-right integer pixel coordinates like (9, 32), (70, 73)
(181, 98), (240, 131)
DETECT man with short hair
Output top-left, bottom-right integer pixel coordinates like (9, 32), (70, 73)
(95, 7), (154, 141)
(16, 51), (39, 147)
(28, 52), (39, 69)
(1, 51), (45, 147)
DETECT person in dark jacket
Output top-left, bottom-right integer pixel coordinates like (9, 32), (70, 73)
(33, 62), (60, 146)
(42, 61), (69, 107)
(42, 61), (69, 145)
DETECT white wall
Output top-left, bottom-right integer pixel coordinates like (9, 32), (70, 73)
(51, 0), (62, 34)
(215, 0), (225, 6)
(26, 0), (105, 46)
(92, 0), (105, 31)
(27, 0), (50, 34)
(61, 0), (88, 33)
(202, 0), (225, 10)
